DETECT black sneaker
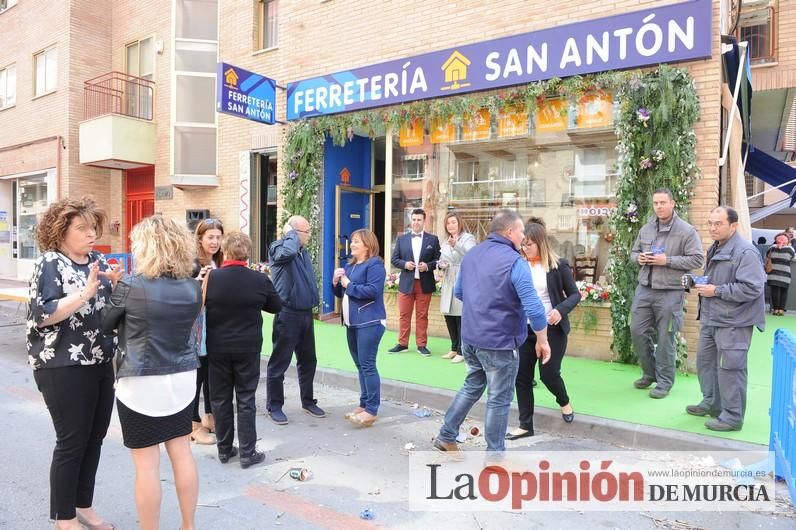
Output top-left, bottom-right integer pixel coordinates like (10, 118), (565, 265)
(240, 450), (266, 469)
(218, 446), (238, 464)
(268, 409), (289, 425)
(388, 344), (409, 353)
(303, 403), (326, 418)
(418, 346), (431, 357)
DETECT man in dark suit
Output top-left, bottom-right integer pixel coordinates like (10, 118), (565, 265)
(389, 208), (441, 357)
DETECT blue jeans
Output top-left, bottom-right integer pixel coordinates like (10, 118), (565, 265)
(346, 324), (385, 415)
(438, 343), (519, 453)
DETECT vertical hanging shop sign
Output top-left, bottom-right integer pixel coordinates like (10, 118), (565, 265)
(287, 0), (711, 119)
(217, 62), (276, 124)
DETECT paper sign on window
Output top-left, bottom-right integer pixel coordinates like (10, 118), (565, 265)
(576, 93), (613, 129)
(462, 109), (491, 141)
(498, 106), (529, 138)
(430, 118), (455, 144)
(536, 99), (568, 133)
(399, 120), (425, 147)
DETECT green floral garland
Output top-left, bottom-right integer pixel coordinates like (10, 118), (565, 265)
(282, 66), (700, 344)
(607, 64), (700, 367)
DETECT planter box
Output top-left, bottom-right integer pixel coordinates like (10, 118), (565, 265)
(384, 292), (614, 361)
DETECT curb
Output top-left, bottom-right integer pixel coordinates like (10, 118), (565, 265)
(273, 359), (766, 453)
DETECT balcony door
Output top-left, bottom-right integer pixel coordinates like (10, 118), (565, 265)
(125, 38), (154, 119)
(124, 167), (155, 251)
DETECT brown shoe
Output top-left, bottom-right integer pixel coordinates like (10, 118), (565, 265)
(201, 413), (215, 433)
(191, 421), (216, 445)
(441, 351), (457, 359)
(433, 437), (464, 461)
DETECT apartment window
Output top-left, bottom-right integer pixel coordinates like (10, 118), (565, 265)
(257, 0), (279, 50)
(0, 0), (18, 14)
(34, 47), (57, 96)
(174, 0), (218, 178)
(737, 5), (776, 64)
(0, 64), (15, 109)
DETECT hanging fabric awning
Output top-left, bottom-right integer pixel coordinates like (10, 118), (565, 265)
(743, 143), (796, 204)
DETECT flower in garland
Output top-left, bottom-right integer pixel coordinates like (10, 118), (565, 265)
(639, 158), (653, 170)
(636, 107), (650, 127)
(652, 149), (665, 163)
(385, 272), (400, 292)
(289, 170), (298, 181)
(625, 203), (640, 224)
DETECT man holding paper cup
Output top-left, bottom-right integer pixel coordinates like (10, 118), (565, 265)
(629, 189), (704, 398)
(685, 206), (765, 432)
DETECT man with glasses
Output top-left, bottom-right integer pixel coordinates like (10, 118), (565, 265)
(686, 206), (765, 432)
(266, 215), (325, 424)
(629, 188), (703, 399)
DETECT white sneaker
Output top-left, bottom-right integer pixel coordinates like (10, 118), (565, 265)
(451, 355), (464, 364)
(441, 350), (457, 359)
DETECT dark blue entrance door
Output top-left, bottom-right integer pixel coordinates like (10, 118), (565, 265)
(336, 186), (371, 266)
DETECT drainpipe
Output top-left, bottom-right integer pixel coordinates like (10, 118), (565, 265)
(55, 135), (62, 199)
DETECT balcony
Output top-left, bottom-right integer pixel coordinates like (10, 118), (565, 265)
(79, 72), (156, 169)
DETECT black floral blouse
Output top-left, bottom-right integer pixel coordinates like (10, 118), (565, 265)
(26, 251), (116, 370)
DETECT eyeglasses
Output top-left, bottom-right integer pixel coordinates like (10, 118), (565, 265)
(294, 229), (311, 234)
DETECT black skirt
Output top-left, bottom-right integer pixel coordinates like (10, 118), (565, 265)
(116, 399), (193, 449)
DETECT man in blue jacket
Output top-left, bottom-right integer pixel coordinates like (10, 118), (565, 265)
(266, 215), (325, 425)
(434, 210), (551, 459)
(388, 208), (441, 357)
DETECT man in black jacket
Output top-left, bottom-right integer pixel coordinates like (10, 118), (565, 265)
(388, 208), (441, 357)
(266, 215), (325, 425)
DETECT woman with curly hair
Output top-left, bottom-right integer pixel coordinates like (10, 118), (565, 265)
(27, 196), (122, 530)
(102, 215), (202, 530)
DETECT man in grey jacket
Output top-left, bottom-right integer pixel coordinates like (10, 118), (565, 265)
(686, 206), (765, 432)
(630, 189), (704, 398)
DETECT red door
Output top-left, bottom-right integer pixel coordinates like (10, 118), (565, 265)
(124, 167), (155, 251)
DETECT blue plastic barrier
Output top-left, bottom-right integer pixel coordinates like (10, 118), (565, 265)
(771, 328), (796, 505)
(104, 253), (133, 273)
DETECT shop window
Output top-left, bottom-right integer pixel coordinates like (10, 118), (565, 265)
(34, 46), (57, 97)
(0, 64), (15, 109)
(17, 174), (47, 260)
(389, 132), (617, 280)
(0, 0), (18, 14)
(737, 4), (776, 64)
(257, 0), (279, 50)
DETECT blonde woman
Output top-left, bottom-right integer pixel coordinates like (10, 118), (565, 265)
(437, 212), (476, 363)
(506, 220), (581, 441)
(102, 215), (202, 530)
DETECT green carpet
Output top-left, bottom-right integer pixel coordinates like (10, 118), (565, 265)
(261, 314), (790, 446)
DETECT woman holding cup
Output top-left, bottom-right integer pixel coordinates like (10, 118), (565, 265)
(437, 212), (476, 364)
(333, 229), (386, 427)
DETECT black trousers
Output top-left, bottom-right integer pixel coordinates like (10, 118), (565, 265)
(770, 284), (789, 311)
(515, 324), (570, 432)
(33, 363), (115, 520)
(443, 315), (462, 354)
(192, 356), (212, 422)
(207, 352), (260, 457)
(266, 309), (317, 411)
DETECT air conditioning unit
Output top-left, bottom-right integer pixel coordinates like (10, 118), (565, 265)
(186, 209), (210, 231)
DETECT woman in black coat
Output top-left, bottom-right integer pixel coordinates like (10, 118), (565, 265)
(506, 220), (581, 440)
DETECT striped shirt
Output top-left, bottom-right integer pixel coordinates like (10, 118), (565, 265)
(767, 245), (796, 287)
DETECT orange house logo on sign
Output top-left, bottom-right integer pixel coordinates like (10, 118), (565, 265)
(340, 167), (351, 185)
(224, 68), (239, 89)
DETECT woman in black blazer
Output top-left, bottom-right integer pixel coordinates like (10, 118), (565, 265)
(507, 220), (581, 440)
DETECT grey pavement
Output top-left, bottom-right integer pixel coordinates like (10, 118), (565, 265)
(0, 302), (794, 529)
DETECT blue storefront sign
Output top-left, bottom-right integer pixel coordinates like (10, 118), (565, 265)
(287, 0), (711, 120)
(217, 62), (276, 124)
